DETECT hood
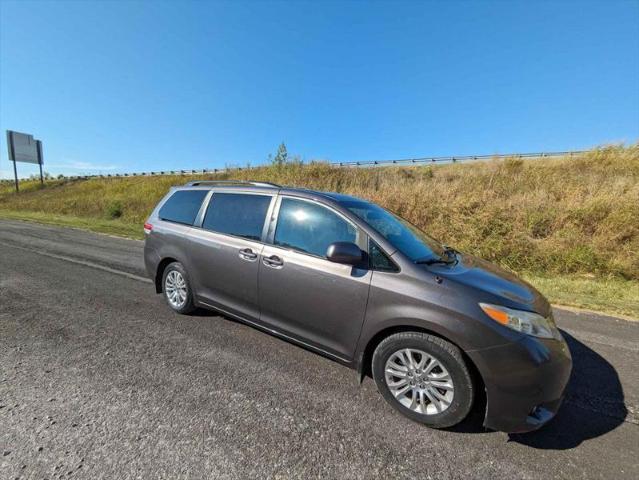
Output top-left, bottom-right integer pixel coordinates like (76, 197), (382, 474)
(430, 252), (550, 315)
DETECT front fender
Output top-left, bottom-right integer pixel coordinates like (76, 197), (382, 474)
(354, 272), (520, 381)
(353, 312), (477, 382)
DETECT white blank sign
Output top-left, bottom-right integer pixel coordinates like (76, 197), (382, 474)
(7, 131), (43, 164)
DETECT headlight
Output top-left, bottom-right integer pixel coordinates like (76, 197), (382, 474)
(479, 303), (558, 339)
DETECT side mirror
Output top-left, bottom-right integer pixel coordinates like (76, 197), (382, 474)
(326, 242), (363, 265)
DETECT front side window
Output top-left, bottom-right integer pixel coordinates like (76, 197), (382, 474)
(369, 240), (399, 272)
(202, 193), (272, 241)
(274, 198), (358, 258)
(158, 190), (208, 226)
(340, 199), (445, 263)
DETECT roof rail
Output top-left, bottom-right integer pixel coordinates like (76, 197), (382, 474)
(184, 180), (281, 188)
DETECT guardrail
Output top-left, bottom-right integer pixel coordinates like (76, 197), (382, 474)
(0, 150), (587, 183)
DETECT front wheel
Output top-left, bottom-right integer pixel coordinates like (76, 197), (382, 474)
(162, 262), (196, 314)
(372, 332), (474, 428)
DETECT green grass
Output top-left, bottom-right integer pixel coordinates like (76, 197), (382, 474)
(1, 145), (638, 319)
(522, 274), (639, 319)
(0, 209), (143, 239)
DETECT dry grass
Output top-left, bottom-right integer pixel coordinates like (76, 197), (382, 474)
(3, 145), (638, 317)
(2, 145), (637, 280)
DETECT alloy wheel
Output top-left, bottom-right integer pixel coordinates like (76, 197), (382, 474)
(165, 270), (187, 309)
(384, 348), (455, 415)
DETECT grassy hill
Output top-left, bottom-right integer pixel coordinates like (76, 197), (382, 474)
(1, 145), (638, 318)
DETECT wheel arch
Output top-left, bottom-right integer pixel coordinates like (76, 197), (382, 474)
(155, 257), (179, 293)
(357, 325), (486, 408)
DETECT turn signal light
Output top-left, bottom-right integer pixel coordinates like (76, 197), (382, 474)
(480, 304), (509, 324)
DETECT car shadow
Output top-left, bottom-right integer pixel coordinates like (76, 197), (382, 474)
(191, 308), (220, 317)
(440, 331), (627, 449)
(508, 330), (627, 449)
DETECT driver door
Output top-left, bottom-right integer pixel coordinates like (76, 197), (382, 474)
(258, 196), (372, 360)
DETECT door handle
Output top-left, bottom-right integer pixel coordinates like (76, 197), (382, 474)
(238, 248), (258, 262)
(262, 255), (283, 268)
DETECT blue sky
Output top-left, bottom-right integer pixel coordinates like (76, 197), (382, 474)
(1, 0), (638, 178)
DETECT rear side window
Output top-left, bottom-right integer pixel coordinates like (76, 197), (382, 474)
(274, 198), (358, 258)
(158, 190), (208, 225)
(202, 193), (272, 241)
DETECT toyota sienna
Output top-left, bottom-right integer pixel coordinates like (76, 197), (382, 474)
(143, 180), (572, 433)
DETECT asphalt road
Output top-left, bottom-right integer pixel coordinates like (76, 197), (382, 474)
(1, 219), (638, 479)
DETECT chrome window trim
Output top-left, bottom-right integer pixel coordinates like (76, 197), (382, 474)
(266, 195), (366, 260)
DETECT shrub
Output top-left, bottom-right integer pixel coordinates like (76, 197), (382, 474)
(106, 200), (123, 219)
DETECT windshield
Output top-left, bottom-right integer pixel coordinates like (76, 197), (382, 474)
(340, 199), (445, 262)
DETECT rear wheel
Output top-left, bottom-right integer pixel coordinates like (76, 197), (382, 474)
(372, 332), (473, 428)
(162, 262), (196, 314)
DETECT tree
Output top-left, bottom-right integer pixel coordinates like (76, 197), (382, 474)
(270, 142), (288, 166)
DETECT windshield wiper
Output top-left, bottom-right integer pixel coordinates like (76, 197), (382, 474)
(415, 257), (455, 265)
(415, 247), (459, 266)
(442, 245), (458, 259)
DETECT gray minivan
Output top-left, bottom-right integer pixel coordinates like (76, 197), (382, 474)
(144, 180), (572, 433)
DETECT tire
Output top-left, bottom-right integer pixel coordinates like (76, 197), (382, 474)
(372, 332), (473, 428)
(161, 261), (196, 314)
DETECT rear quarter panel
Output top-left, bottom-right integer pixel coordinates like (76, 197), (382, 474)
(144, 187), (210, 289)
(145, 220), (195, 286)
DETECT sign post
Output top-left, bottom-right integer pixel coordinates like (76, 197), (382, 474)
(6, 130), (44, 192)
(37, 140), (44, 185)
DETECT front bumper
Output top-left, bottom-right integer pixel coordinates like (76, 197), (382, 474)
(467, 333), (572, 433)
